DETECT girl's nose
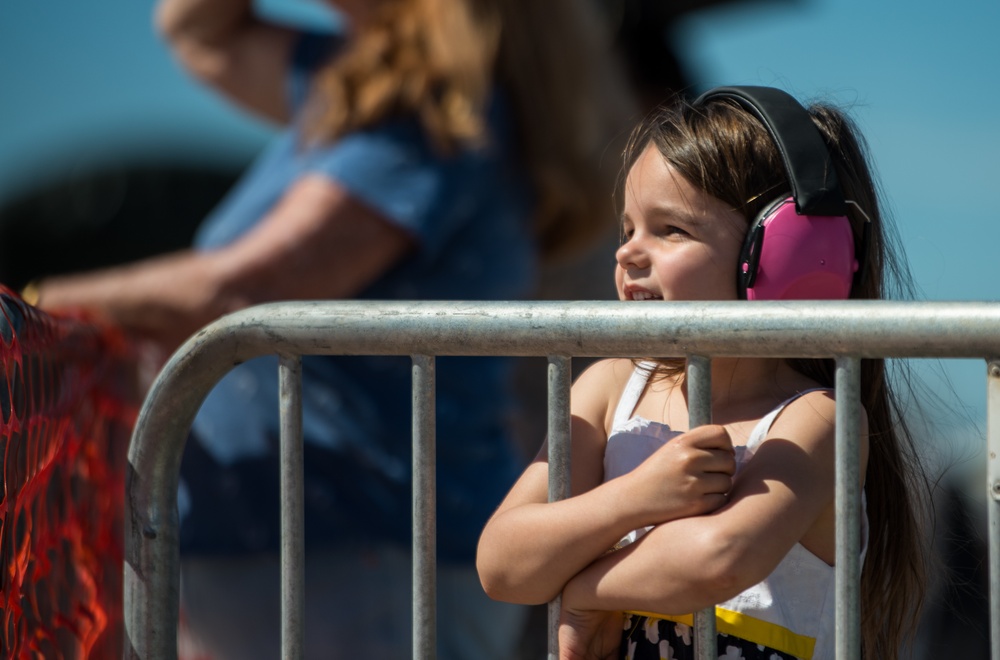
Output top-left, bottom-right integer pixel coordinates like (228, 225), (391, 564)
(616, 236), (649, 271)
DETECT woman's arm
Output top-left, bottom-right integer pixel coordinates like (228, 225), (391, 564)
(477, 360), (736, 605)
(561, 390), (866, 615)
(155, 0), (298, 123)
(35, 174), (414, 351)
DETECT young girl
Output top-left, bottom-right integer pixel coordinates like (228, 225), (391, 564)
(476, 88), (929, 660)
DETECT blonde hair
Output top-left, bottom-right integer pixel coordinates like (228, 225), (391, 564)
(304, 0), (636, 259)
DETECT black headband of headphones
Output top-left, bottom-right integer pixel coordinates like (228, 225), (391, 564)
(693, 86), (848, 217)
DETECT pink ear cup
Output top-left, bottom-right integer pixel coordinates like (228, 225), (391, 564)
(745, 199), (857, 301)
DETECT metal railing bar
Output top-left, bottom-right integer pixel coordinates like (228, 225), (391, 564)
(123, 300), (1000, 659)
(412, 355), (436, 660)
(140, 300), (1000, 361)
(278, 354), (305, 660)
(686, 355), (716, 660)
(987, 359), (1000, 660)
(834, 357), (862, 659)
(546, 355), (572, 660)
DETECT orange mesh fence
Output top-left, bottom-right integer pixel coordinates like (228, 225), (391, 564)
(0, 286), (139, 659)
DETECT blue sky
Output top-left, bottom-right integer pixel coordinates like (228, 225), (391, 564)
(1, 0), (996, 466)
(2, 0), (994, 301)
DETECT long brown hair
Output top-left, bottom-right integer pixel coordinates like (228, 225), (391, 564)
(304, 0), (636, 259)
(621, 94), (931, 658)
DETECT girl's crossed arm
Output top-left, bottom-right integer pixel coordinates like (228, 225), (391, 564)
(560, 390), (864, 616)
(476, 359), (736, 605)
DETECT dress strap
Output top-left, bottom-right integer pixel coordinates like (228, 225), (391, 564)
(611, 361), (656, 431)
(746, 388), (833, 452)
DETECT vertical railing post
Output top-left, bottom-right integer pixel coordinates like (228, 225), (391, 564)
(412, 355), (437, 660)
(834, 357), (862, 659)
(278, 354), (305, 660)
(546, 356), (573, 660)
(987, 360), (1000, 660)
(686, 355), (716, 660)
(123, 479), (180, 660)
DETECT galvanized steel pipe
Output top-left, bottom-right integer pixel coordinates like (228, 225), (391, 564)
(988, 360), (1000, 660)
(124, 300), (1000, 659)
(412, 355), (436, 660)
(835, 358), (862, 659)
(279, 355), (305, 659)
(546, 355), (572, 660)
(686, 355), (717, 660)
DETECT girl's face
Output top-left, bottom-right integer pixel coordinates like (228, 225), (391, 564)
(616, 145), (746, 303)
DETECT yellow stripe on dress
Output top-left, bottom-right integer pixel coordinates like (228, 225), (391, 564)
(624, 607), (816, 660)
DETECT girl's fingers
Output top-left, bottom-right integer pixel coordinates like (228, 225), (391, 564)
(682, 425), (735, 452)
(687, 448), (736, 475)
(698, 473), (734, 496)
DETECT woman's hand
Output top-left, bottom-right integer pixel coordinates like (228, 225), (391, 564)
(559, 605), (623, 660)
(156, 0), (297, 123)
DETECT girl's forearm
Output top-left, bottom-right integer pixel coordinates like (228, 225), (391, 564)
(560, 518), (742, 617)
(477, 477), (653, 605)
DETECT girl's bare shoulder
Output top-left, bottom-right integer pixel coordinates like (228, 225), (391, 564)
(571, 358), (640, 427)
(769, 387), (869, 453)
(574, 358), (638, 395)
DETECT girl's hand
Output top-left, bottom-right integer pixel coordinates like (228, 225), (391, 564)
(559, 606), (623, 660)
(627, 424), (735, 523)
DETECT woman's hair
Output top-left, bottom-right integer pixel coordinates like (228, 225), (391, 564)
(621, 94), (931, 658)
(304, 0), (635, 259)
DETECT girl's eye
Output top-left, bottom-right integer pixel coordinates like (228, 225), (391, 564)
(662, 225), (689, 237)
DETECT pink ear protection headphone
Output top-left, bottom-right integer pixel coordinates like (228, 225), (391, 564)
(693, 86), (869, 300)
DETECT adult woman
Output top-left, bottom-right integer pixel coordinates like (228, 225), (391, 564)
(35, 0), (635, 657)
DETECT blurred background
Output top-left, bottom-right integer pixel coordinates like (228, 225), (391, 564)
(1, 0), (995, 655)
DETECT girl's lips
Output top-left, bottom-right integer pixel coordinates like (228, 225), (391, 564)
(624, 286), (662, 301)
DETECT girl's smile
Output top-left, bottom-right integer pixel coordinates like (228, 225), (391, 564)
(616, 145), (746, 303)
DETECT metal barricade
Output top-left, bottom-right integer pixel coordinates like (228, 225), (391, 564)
(123, 300), (1000, 660)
